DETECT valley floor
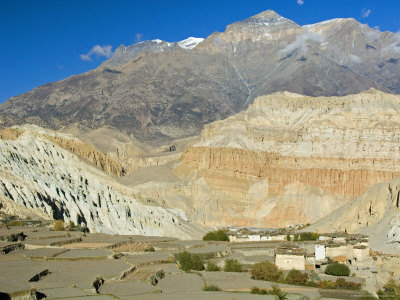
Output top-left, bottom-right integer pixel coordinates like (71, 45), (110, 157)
(0, 224), (389, 300)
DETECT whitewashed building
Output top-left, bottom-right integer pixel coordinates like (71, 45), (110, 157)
(315, 244), (326, 260)
(248, 234), (261, 242)
(275, 243), (306, 271)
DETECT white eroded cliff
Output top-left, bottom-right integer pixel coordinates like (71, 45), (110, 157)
(0, 126), (204, 239)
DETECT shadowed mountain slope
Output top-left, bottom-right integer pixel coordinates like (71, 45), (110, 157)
(1, 11), (399, 142)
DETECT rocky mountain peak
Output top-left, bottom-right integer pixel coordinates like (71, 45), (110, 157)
(102, 39), (175, 67)
(234, 10), (299, 29)
(245, 10), (289, 22)
(1, 11), (399, 142)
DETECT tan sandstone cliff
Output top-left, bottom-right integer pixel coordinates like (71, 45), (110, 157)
(173, 89), (400, 228)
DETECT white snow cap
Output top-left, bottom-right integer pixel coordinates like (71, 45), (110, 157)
(177, 37), (204, 50)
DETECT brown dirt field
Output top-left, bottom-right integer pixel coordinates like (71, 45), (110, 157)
(112, 242), (151, 252)
(62, 242), (113, 249)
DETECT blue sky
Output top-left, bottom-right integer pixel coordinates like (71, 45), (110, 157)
(1, 0), (399, 103)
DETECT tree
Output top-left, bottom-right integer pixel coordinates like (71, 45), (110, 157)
(206, 262), (220, 271)
(224, 259), (242, 272)
(285, 270), (308, 285)
(203, 230), (229, 241)
(325, 263), (350, 276)
(190, 254), (205, 271)
(251, 261), (282, 282)
(299, 232), (319, 241)
(176, 251), (204, 271)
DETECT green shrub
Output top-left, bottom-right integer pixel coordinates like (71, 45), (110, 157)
(251, 287), (262, 294)
(335, 278), (361, 290)
(202, 230), (229, 241)
(176, 251), (192, 271)
(112, 253), (124, 259)
(377, 278), (400, 299)
(224, 259), (242, 272)
(206, 262), (220, 271)
(67, 221), (75, 230)
(318, 278), (361, 290)
(251, 285), (287, 300)
(325, 263), (350, 276)
(176, 251), (204, 271)
(319, 280), (336, 289)
(285, 269), (308, 286)
(299, 232), (319, 241)
(286, 234), (291, 241)
(203, 284), (221, 291)
(191, 254), (205, 271)
(53, 220), (65, 231)
(7, 220), (25, 227)
(155, 269), (165, 280)
(251, 261), (282, 282)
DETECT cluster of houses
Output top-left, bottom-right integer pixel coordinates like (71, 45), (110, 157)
(228, 230), (370, 271)
(228, 230), (287, 243)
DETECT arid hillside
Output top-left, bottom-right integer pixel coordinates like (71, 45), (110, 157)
(171, 89), (400, 227)
(1, 11), (399, 142)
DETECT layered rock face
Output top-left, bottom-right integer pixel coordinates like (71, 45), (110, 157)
(175, 89), (400, 227)
(1, 11), (399, 142)
(0, 126), (204, 239)
(0, 125), (125, 177)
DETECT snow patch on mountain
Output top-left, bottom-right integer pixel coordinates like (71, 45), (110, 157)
(178, 37), (204, 50)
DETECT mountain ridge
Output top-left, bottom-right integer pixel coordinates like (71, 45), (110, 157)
(0, 10), (399, 143)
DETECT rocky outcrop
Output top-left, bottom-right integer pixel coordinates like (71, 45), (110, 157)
(307, 177), (400, 253)
(44, 135), (124, 177)
(0, 126), (205, 239)
(1, 11), (399, 142)
(1, 125), (124, 177)
(307, 178), (400, 234)
(174, 89), (400, 227)
(0, 128), (23, 140)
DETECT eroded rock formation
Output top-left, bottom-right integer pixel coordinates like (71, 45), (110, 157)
(307, 176), (400, 252)
(174, 89), (400, 227)
(0, 126), (204, 239)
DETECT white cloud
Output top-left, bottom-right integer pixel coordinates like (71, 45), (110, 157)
(80, 45), (113, 61)
(366, 31), (380, 42)
(382, 33), (400, 54)
(297, 0), (304, 5)
(361, 8), (372, 19)
(389, 34), (400, 53)
(136, 33), (143, 42)
(279, 31), (323, 57)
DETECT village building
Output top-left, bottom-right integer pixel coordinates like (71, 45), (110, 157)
(353, 245), (369, 262)
(275, 243), (306, 271)
(315, 244), (326, 260)
(228, 230), (287, 243)
(325, 243), (354, 262)
(248, 234), (261, 242)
